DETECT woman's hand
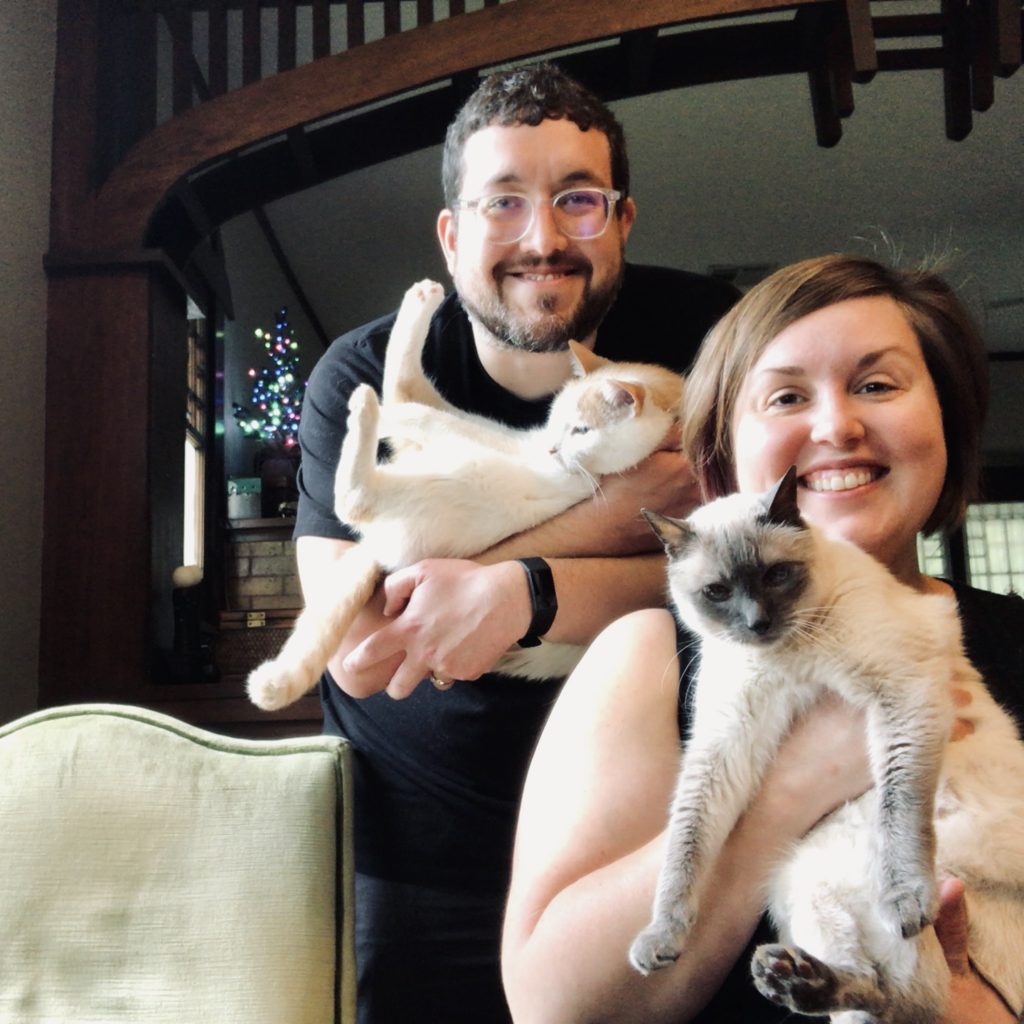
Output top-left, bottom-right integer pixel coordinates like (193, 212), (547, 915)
(936, 877), (1016, 1024)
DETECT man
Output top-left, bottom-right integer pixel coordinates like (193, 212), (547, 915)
(294, 63), (738, 1023)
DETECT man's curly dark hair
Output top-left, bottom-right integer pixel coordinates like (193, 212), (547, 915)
(441, 62), (629, 209)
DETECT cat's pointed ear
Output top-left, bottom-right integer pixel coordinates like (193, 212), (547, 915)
(601, 379), (644, 415)
(568, 339), (609, 378)
(763, 466), (804, 529)
(642, 508), (694, 555)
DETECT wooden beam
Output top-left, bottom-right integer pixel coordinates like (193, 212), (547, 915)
(40, 268), (184, 702)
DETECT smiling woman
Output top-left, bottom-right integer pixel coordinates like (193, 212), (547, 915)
(730, 295), (948, 584)
(502, 254), (1024, 1024)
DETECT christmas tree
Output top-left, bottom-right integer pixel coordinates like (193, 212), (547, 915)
(233, 307), (305, 449)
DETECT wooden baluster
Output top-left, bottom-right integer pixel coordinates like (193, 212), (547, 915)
(208, 0), (228, 96)
(942, 0), (973, 139)
(971, 0), (996, 111)
(312, 0), (331, 58)
(242, 0), (262, 84)
(449, 1), (466, 16)
(279, 0), (297, 71)
(384, 0), (401, 35)
(347, 1), (365, 48)
(993, 0), (1022, 74)
(168, 3), (194, 113)
(842, 0), (877, 82)
(797, 5), (843, 147)
(417, 0), (434, 26)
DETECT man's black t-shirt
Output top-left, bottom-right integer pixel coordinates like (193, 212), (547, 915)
(295, 264), (739, 892)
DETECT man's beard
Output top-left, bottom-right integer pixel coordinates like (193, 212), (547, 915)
(459, 258), (625, 354)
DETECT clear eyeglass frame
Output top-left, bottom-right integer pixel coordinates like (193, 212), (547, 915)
(453, 187), (623, 244)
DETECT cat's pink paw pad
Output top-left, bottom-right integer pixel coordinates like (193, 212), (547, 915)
(751, 944), (837, 1014)
(405, 279), (444, 311)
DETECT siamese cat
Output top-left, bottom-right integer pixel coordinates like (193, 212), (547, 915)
(247, 279), (683, 710)
(632, 468), (1024, 1023)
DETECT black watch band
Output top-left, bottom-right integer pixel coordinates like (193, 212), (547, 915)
(516, 557), (557, 648)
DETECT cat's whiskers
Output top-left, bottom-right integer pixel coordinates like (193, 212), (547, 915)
(567, 462), (603, 499)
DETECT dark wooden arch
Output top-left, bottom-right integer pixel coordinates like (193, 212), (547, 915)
(40, 0), (1020, 730)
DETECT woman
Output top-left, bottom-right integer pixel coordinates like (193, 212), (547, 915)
(502, 255), (1024, 1023)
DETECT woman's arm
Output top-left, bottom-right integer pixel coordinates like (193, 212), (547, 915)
(502, 609), (874, 1024)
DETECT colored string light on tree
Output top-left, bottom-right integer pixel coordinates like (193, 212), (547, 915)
(232, 307), (307, 449)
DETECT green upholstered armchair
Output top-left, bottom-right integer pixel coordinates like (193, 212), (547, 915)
(0, 703), (355, 1023)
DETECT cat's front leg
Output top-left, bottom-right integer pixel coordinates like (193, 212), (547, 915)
(868, 689), (950, 939)
(629, 743), (739, 974)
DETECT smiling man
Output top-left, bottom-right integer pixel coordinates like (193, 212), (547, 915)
(293, 63), (739, 1024)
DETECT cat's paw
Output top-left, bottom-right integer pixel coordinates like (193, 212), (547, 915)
(247, 660), (305, 711)
(628, 921), (689, 976)
(882, 876), (937, 938)
(405, 278), (444, 311)
(347, 382), (378, 418)
(751, 944), (839, 1015)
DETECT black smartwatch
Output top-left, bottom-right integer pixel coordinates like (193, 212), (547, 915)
(516, 557), (557, 648)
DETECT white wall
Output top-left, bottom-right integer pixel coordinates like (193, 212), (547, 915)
(0, 0), (57, 722)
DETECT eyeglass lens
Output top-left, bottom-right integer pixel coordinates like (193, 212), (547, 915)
(474, 190), (614, 244)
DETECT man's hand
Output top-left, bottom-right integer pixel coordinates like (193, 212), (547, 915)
(342, 559), (532, 699)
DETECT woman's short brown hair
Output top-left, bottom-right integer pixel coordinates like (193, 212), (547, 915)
(681, 254), (989, 535)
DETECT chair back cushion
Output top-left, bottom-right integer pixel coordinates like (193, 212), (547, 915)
(0, 704), (355, 1023)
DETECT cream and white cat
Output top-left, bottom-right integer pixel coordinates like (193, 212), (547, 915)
(247, 280), (683, 711)
(632, 468), (1024, 1023)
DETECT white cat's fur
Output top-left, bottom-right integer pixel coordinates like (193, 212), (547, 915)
(632, 474), (1024, 1023)
(248, 279), (683, 711)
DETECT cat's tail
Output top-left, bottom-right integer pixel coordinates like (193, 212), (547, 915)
(246, 545), (383, 710)
(381, 279), (447, 408)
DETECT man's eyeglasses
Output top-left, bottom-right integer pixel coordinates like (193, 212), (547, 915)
(453, 187), (623, 245)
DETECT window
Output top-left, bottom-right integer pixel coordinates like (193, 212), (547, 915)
(964, 502), (1024, 595)
(916, 501), (1024, 596)
(184, 302), (208, 568)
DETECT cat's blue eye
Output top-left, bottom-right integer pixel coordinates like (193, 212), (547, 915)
(702, 583), (731, 603)
(570, 425), (590, 436)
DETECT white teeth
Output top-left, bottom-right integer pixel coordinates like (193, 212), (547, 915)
(804, 469), (875, 493)
(520, 272), (567, 282)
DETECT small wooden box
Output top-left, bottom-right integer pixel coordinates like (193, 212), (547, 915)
(214, 609), (299, 679)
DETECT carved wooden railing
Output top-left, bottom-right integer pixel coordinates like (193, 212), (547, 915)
(41, 0), (1021, 731)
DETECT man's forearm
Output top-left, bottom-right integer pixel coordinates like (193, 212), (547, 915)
(536, 554), (669, 646)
